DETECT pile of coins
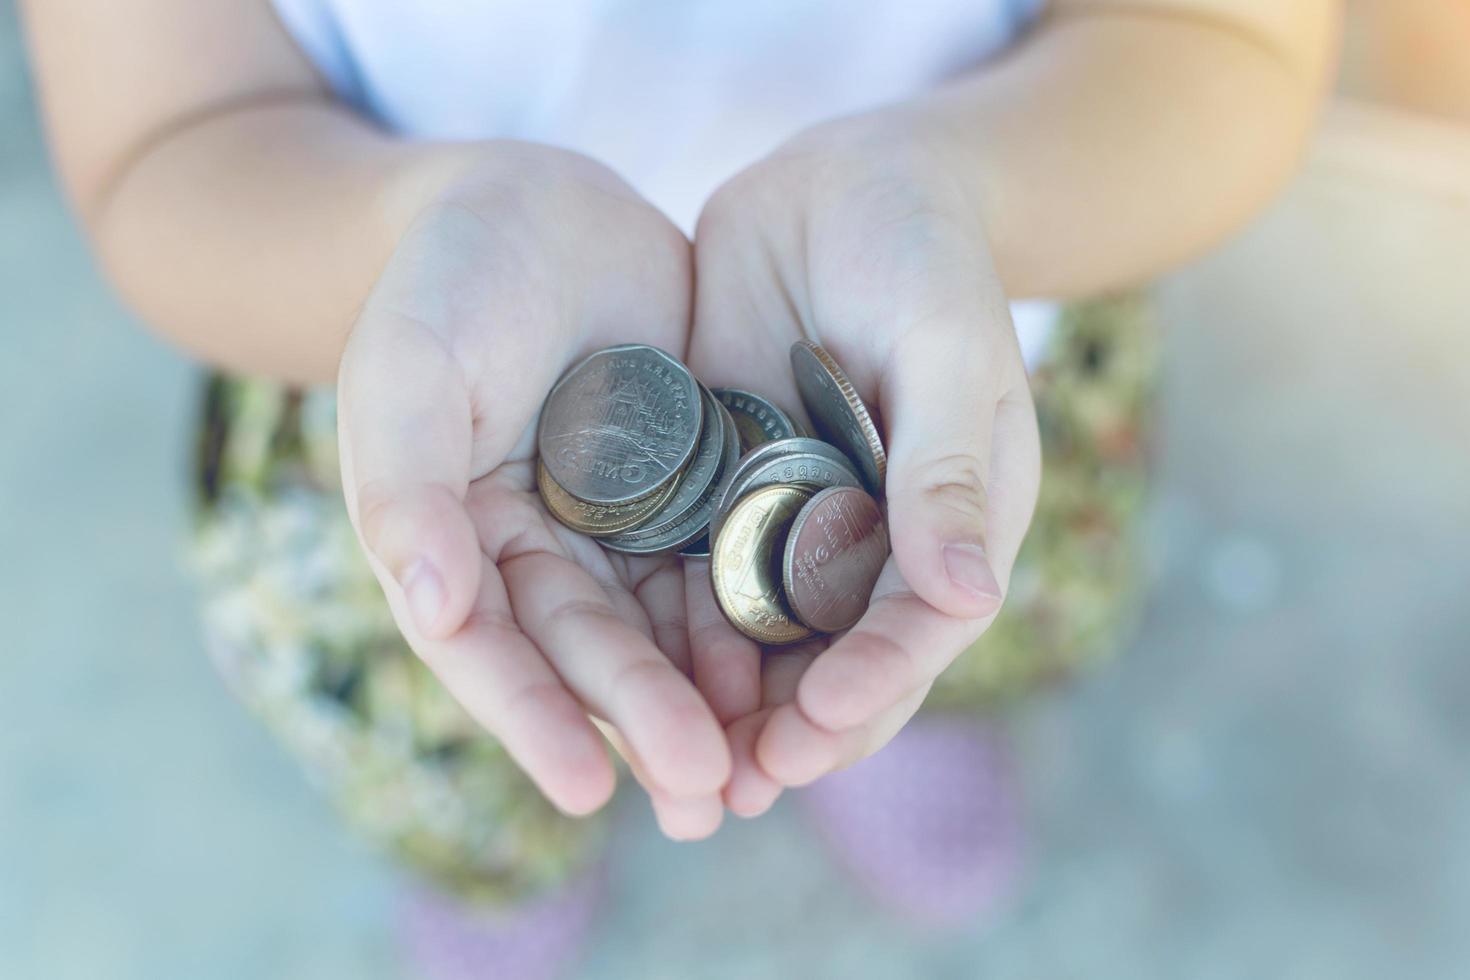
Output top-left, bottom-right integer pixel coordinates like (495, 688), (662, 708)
(537, 341), (890, 643)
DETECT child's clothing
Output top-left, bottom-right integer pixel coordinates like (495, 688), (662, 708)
(272, 0), (1046, 231)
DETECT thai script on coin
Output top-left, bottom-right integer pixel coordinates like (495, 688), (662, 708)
(602, 392), (740, 555)
(709, 437), (862, 547)
(537, 459), (679, 535)
(712, 388), (801, 453)
(783, 486), (888, 632)
(710, 484), (815, 645)
(538, 344), (702, 505)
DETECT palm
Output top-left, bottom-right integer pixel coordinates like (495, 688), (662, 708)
(339, 158), (730, 825)
(462, 446), (696, 688)
(685, 238), (902, 810)
(685, 154), (1040, 810)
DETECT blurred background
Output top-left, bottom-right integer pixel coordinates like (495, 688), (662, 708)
(2, 2), (1468, 977)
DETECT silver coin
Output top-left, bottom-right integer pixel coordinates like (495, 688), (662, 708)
(709, 437), (862, 546)
(601, 393), (739, 554)
(790, 341), (886, 493)
(678, 533), (711, 558)
(601, 386), (725, 539)
(712, 388), (800, 453)
(538, 344), (702, 505)
(720, 437), (849, 503)
(724, 451), (861, 512)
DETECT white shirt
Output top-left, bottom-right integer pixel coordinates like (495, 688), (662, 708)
(272, 0), (1056, 362)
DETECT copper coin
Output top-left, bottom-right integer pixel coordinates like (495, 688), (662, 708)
(711, 484), (815, 645)
(790, 341), (886, 493)
(782, 486), (888, 632)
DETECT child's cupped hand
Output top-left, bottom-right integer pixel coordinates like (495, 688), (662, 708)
(683, 121), (1042, 816)
(336, 127), (1042, 838)
(336, 145), (735, 837)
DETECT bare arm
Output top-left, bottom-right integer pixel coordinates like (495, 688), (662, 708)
(683, 0), (1340, 801)
(25, 0), (739, 831)
(23, 1), (1337, 382)
(21, 0), (490, 383)
(851, 0), (1340, 297)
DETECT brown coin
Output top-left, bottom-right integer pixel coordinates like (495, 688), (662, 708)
(711, 484), (815, 645)
(790, 341), (886, 493)
(537, 459), (680, 536)
(782, 486), (889, 632)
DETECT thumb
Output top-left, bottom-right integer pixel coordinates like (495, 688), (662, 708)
(338, 315), (481, 641)
(882, 322), (1009, 621)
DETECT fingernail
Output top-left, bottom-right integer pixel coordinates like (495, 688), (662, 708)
(401, 558), (446, 634)
(943, 543), (1003, 601)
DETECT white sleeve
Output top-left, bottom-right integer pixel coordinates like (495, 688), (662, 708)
(269, 0), (367, 107)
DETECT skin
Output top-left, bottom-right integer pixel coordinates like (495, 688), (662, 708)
(23, 0), (1338, 840)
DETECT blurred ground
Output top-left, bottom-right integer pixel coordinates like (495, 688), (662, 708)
(3, 3), (1469, 978)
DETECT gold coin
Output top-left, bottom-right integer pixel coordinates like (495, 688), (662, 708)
(538, 459), (681, 536)
(711, 484), (815, 645)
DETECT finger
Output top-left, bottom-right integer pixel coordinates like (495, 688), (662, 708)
(338, 199), (589, 641)
(761, 641), (823, 704)
(499, 542), (731, 798)
(757, 686), (929, 788)
(882, 316), (1020, 621)
(339, 313), (480, 641)
(723, 641), (822, 811)
(796, 348), (1042, 732)
(595, 719), (724, 840)
(633, 560), (693, 676)
(416, 556), (615, 816)
(684, 559), (763, 725)
(649, 790), (726, 841)
(793, 562), (986, 731)
(723, 709), (783, 818)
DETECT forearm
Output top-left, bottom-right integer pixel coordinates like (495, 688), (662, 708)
(895, 3), (1338, 298)
(21, 0), (498, 385)
(85, 102), (493, 385)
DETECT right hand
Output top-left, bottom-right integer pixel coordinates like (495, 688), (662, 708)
(337, 145), (731, 838)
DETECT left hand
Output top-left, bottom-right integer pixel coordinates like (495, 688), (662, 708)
(683, 120), (1042, 815)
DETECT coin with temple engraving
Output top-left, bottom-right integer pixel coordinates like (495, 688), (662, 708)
(712, 388), (801, 453)
(602, 392), (740, 555)
(539, 344), (702, 505)
(782, 486), (888, 633)
(790, 341), (886, 494)
(537, 459), (680, 535)
(711, 484), (815, 645)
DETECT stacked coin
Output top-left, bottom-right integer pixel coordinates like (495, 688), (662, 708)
(537, 341), (890, 643)
(537, 344), (738, 556)
(707, 342), (889, 643)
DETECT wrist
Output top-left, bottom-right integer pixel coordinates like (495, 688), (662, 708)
(763, 110), (982, 224)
